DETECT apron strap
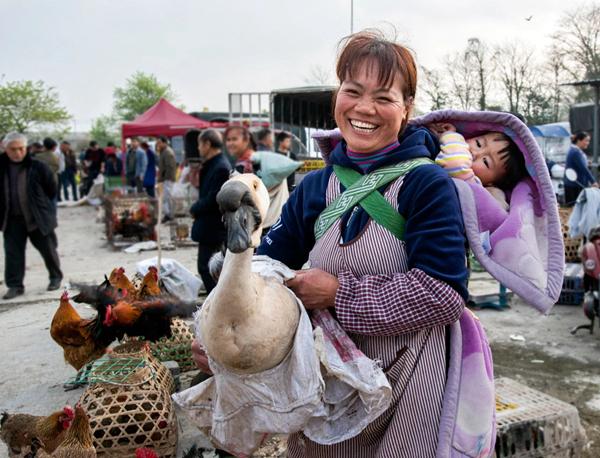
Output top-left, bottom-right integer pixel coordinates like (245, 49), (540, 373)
(314, 158), (433, 241)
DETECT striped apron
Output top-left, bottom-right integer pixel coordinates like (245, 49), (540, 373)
(287, 173), (447, 458)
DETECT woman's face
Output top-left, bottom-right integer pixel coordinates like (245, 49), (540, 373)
(577, 136), (591, 150)
(225, 130), (249, 158)
(334, 61), (407, 153)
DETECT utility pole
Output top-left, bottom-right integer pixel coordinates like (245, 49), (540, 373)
(350, 0), (354, 34)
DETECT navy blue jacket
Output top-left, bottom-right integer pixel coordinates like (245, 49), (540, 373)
(564, 145), (596, 189)
(258, 125), (469, 300)
(190, 153), (231, 245)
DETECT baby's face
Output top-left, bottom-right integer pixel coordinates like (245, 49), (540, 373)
(467, 132), (510, 186)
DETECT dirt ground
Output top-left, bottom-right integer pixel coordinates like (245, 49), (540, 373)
(1, 205), (599, 457)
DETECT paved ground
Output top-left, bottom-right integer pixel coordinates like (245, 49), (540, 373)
(1, 205), (599, 457)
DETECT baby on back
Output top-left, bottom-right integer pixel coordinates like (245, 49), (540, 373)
(428, 123), (527, 209)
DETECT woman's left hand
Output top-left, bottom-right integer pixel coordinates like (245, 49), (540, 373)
(286, 268), (339, 310)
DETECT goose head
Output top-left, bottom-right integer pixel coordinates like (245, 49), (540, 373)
(217, 174), (270, 253)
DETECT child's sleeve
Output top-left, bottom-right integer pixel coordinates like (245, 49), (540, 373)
(435, 131), (481, 184)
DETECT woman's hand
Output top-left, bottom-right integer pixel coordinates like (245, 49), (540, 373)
(286, 268), (339, 310)
(427, 122), (456, 139)
(191, 338), (213, 375)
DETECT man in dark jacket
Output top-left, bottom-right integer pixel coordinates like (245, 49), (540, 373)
(190, 129), (231, 294)
(0, 132), (63, 299)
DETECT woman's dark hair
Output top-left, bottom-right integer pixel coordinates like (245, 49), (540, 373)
(199, 128), (223, 149)
(495, 134), (528, 191)
(333, 29), (417, 134)
(571, 131), (590, 144)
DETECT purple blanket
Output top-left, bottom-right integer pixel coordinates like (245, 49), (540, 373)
(313, 110), (564, 313)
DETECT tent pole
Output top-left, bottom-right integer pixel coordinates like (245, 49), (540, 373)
(594, 85), (599, 179)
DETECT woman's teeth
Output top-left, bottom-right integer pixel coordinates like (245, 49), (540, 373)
(350, 119), (378, 133)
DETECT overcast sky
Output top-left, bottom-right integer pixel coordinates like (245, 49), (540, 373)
(1, 0), (572, 130)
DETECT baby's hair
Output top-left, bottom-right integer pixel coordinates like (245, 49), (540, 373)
(494, 133), (527, 190)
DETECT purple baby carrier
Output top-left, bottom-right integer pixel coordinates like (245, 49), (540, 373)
(312, 110), (563, 457)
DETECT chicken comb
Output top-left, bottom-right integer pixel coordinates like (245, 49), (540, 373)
(135, 448), (159, 458)
(63, 405), (75, 418)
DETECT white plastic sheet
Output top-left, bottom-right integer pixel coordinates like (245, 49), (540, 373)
(136, 257), (203, 302)
(172, 256), (391, 456)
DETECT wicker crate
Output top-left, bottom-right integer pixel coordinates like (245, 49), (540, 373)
(79, 342), (177, 457)
(171, 196), (193, 217)
(559, 206), (583, 262)
(104, 194), (158, 243)
(146, 318), (196, 372)
(494, 377), (586, 457)
(564, 235), (583, 263)
(168, 218), (197, 247)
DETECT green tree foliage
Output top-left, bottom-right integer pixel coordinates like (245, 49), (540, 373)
(90, 115), (119, 146)
(0, 79), (70, 136)
(113, 71), (176, 121)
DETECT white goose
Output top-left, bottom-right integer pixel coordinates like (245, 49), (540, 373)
(199, 174), (300, 373)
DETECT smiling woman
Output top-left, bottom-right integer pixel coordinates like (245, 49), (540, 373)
(251, 30), (492, 457)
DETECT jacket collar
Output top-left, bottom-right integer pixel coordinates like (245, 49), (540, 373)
(329, 124), (439, 173)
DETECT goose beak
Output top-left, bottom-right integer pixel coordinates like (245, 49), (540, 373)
(223, 207), (254, 253)
(217, 180), (262, 253)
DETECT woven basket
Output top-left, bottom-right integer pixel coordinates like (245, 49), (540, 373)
(79, 342), (178, 458)
(558, 206), (583, 262)
(104, 194), (158, 243)
(147, 319), (196, 372)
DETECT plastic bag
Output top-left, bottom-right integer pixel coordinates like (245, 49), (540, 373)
(136, 257), (203, 301)
(252, 151), (302, 190)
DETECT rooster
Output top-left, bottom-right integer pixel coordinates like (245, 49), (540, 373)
(32, 405), (96, 457)
(103, 297), (196, 341)
(70, 269), (196, 344)
(0, 406), (74, 456)
(50, 292), (113, 370)
(108, 267), (137, 298)
(137, 266), (162, 299)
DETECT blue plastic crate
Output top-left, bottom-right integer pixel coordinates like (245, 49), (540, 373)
(562, 275), (583, 291)
(557, 289), (584, 306)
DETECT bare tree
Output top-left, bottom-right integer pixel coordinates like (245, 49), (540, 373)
(494, 42), (536, 115)
(543, 45), (574, 122)
(303, 65), (334, 86)
(551, 3), (600, 80)
(419, 66), (450, 110)
(445, 49), (478, 110)
(466, 38), (496, 110)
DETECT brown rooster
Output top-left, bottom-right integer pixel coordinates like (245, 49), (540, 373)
(137, 266), (161, 299)
(108, 267), (137, 298)
(50, 291), (109, 370)
(33, 405), (96, 458)
(103, 296), (196, 342)
(0, 406), (74, 456)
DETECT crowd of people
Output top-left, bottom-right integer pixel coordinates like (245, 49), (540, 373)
(0, 126), (298, 300)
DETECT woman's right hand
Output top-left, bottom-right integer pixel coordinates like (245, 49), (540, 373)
(191, 338), (213, 375)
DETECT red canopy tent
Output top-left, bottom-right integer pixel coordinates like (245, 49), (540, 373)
(121, 98), (211, 140)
